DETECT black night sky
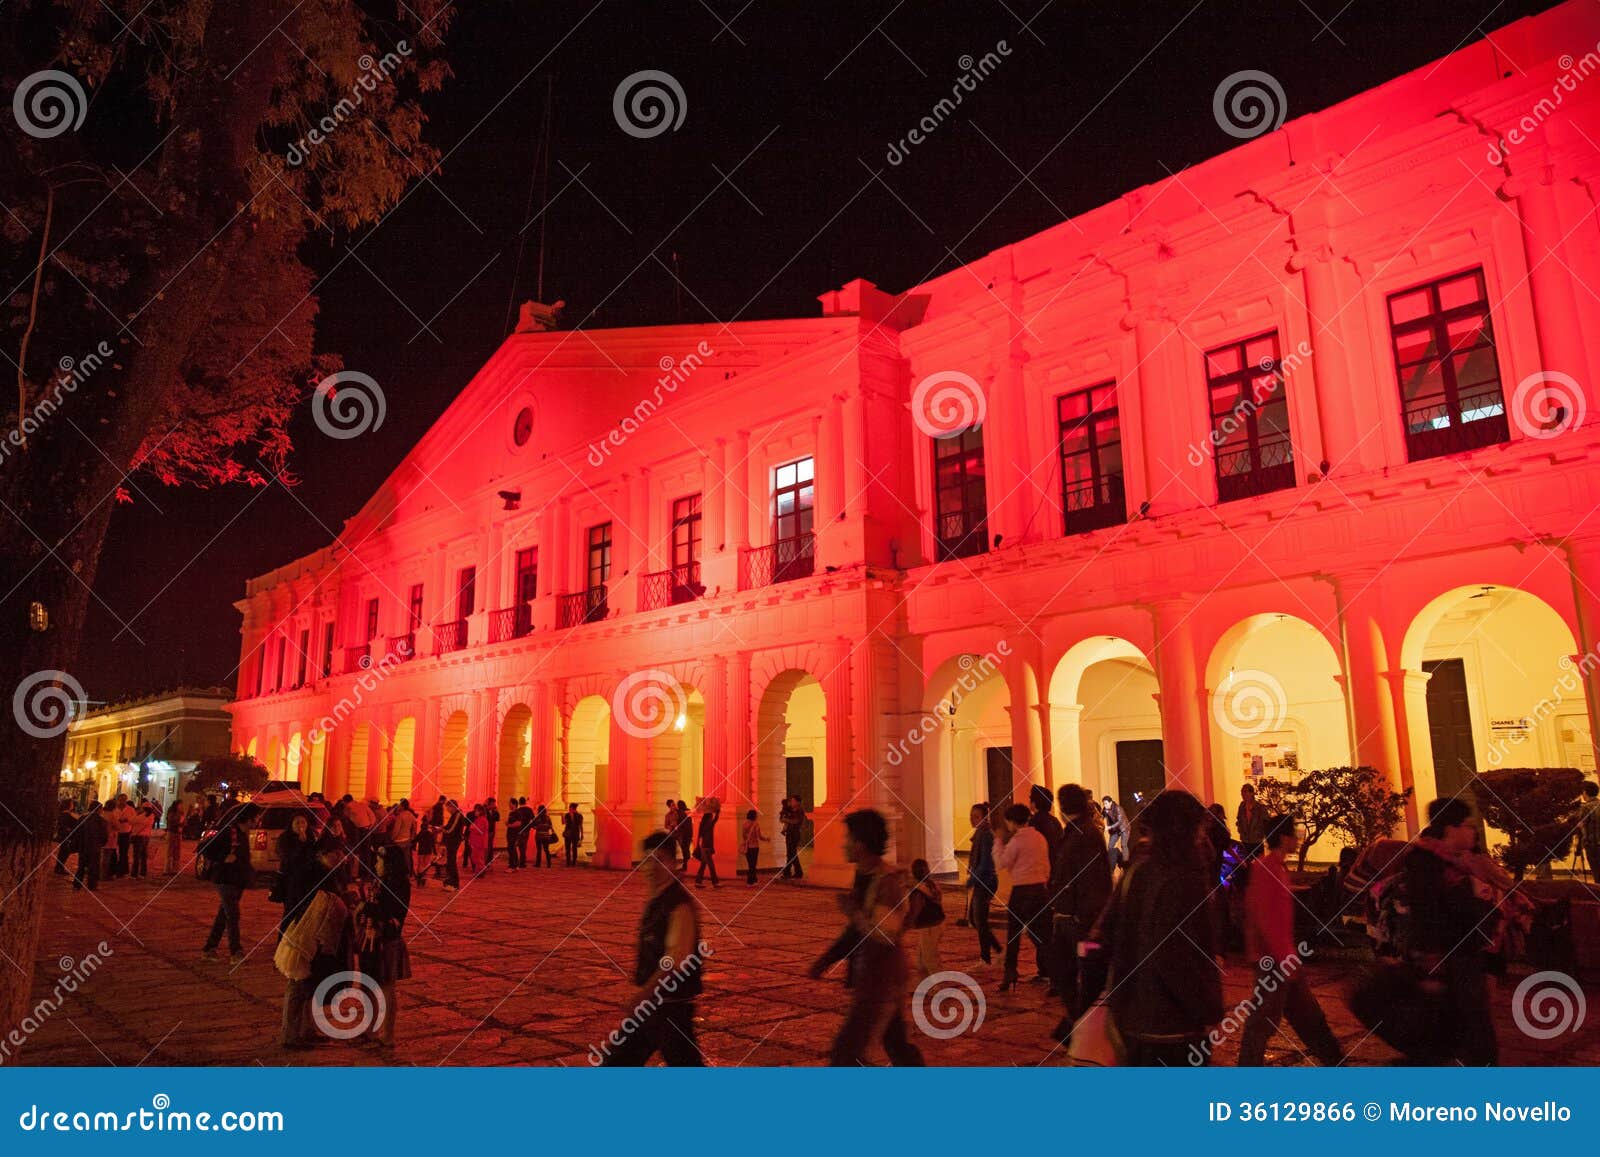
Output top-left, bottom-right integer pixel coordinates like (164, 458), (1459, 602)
(81, 0), (1552, 702)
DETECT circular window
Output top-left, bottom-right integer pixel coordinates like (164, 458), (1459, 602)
(512, 405), (534, 447)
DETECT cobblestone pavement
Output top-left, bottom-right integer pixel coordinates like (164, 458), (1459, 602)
(13, 864), (1596, 1066)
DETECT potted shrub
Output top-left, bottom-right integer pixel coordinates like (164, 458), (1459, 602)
(1467, 767), (1584, 880)
(1256, 765), (1411, 872)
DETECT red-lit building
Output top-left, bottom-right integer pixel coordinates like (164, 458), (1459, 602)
(231, 1), (1600, 880)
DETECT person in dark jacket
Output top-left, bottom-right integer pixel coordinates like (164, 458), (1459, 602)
(563, 803), (584, 866)
(440, 801), (467, 890)
(483, 797), (501, 866)
(73, 802), (107, 891)
(597, 831), (705, 1066)
(504, 798), (531, 870)
(808, 809), (924, 1066)
(778, 795), (807, 880)
(1028, 784), (1064, 853)
(276, 814), (323, 938)
(1102, 789), (1224, 1065)
(693, 800), (721, 888)
(1389, 797), (1502, 1065)
(354, 844), (412, 1049)
(54, 798), (78, 875)
(965, 803), (1002, 963)
(1047, 785), (1113, 1037)
(200, 804), (254, 962)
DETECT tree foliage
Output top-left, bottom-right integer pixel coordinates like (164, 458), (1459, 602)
(0, 0), (456, 1058)
(2, 0), (454, 488)
(1468, 767), (1586, 878)
(186, 752), (270, 799)
(1256, 766), (1412, 870)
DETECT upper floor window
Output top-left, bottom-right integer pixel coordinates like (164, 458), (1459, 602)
(672, 493), (703, 577)
(295, 628), (310, 688)
(321, 621), (336, 678)
(1388, 268), (1507, 461)
(587, 523), (612, 594)
(515, 547), (538, 605)
(772, 457), (815, 582)
(932, 427), (989, 560)
(407, 584), (424, 632)
(455, 566), (477, 621)
(274, 634), (287, 690)
(364, 597), (380, 642)
(1059, 383), (1125, 534)
(1205, 332), (1296, 502)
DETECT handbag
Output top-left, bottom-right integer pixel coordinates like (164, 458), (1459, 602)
(1067, 996), (1125, 1066)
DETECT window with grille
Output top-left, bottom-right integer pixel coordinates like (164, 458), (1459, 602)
(1204, 331), (1296, 502)
(1387, 268), (1507, 460)
(1058, 382), (1126, 534)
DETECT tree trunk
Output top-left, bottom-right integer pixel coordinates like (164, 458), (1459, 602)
(0, 0), (293, 1061)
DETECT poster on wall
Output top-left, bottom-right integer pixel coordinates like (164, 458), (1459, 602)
(1242, 737), (1299, 780)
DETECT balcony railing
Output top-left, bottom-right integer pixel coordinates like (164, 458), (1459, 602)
(395, 632), (418, 662)
(1404, 408), (1510, 462)
(433, 618), (468, 655)
(1063, 473), (1127, 535)
(489, 604), (534, 643)
(557, 586), (609, 629)
(740, 532), (816, 590)
(640, 563), (704, 611)
(343, 643), (371, 674)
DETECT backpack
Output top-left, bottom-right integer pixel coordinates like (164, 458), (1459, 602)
(908, 881), (946, 929)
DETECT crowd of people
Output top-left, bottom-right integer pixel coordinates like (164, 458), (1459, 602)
(53, 770), (1589, 1067)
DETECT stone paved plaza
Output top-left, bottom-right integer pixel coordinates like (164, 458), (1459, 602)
(13, 863), (1595, 1067)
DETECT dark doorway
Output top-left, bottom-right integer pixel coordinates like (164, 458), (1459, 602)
(984, 746), (1015, 812)
(1115, 739), (1166, 823)
(785, 756), (815, 844)
(1424, 658), (1479, 798)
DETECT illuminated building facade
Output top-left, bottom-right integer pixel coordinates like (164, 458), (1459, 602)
(230, 1), (1600, 879)
(63, 688), (234, 811)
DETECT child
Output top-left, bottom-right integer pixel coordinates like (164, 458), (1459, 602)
(908, 858), (946, 977)
(741, 809), (767, 885)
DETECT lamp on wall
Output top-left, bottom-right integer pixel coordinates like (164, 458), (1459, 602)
(498, 489), (522, 511)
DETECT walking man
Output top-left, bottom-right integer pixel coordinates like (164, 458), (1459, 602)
(597, 832), (706, 1066)
(562, 803), (584, 866)
(1237, 814), (1341, 1065)
(808, 809), (924, 1066)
